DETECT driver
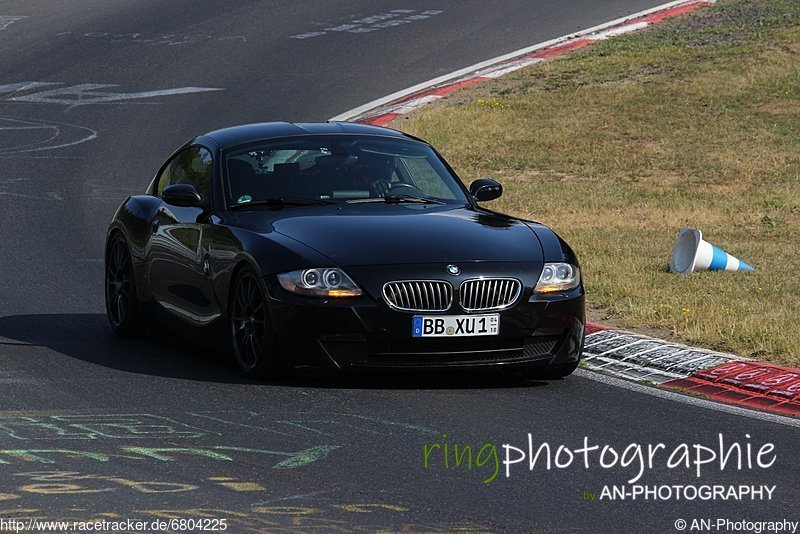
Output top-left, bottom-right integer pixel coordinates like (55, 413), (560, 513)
(355, 151), (394, 197)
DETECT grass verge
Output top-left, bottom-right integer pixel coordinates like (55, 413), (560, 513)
(400, 0), (800, 366)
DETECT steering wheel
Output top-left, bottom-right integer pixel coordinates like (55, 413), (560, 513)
(387, 182), (424, 196)
(370, 179), (391, 198)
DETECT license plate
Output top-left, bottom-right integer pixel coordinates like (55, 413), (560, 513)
(412, 314), (499, 338)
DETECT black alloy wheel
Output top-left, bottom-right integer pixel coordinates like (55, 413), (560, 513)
(105, 234), (143, 336)
(230, 267), (280, 376)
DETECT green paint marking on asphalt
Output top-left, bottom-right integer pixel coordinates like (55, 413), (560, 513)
(186, 413), (291, 436)
(271, 445), (340, 469)
(0, 449), (111, 463)
(212, 445), (340, 469)
(269, 420), (332, 435)
(118, 445), (338, 467)
(120, 447), (234, 462)
(0, 414), (210, 440)
(335, 413), (439, 435)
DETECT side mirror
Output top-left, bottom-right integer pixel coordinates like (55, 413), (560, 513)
(162, 183), (202, 207)
(469, 178), (503, 202)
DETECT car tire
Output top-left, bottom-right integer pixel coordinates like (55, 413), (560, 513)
(229, 266), (282, 377)
(105, 233), (145, 337)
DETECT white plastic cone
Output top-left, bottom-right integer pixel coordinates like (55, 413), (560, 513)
(669, 228), (754, 274)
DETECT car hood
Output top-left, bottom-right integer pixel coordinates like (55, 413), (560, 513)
(255, 204), (544, 266)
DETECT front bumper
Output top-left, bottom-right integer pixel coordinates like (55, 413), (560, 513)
(267, 270), (585, 372)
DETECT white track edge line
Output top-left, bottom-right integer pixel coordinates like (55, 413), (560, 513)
(329, 0), (709, 121)
(575, 369), (800, 428)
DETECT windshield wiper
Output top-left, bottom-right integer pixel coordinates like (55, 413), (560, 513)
(229, 197), (336, 209)
(348, 194), (446, 205)
(385, 194), (446, 205)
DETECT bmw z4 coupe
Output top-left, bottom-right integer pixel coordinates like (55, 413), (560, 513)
(105, 122), (585, 378)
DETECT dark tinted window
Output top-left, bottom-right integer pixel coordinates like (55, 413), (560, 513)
(224, 135), (467, 205)
(156, 147), (213, 199)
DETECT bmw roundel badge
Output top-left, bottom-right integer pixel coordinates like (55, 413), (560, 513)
(447, 264), (461, 275)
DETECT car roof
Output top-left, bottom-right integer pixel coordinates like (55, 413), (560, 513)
(199, 122), (419, 150)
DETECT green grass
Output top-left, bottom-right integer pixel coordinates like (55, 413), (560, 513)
(670, 386), (711, 399)
(401, 0), (800, 366)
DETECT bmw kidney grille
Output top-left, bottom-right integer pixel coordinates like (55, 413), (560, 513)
(459, 278), (521, 312)
(382, 281), (453, 312)
(382, 278), (522, 312)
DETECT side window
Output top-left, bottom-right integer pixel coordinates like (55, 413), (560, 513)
(156, 147), (213, 199)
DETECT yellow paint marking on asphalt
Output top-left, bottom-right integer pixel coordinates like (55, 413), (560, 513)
(19, 483), (108, 494)
(216, 481), (265, 491)
(251, 506), (316, 515)
(207, 476), (264, 491)
(334, 503), (408, 513)
(0, 509), (39, 516)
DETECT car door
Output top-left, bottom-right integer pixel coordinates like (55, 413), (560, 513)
(146, 146), (219, 325)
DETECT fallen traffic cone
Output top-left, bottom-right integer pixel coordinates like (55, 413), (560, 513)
(669, 228), (755, 274)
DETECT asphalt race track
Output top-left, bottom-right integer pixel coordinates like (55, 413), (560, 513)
(0, 1), (797, 532)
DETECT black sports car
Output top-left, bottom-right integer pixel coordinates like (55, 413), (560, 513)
(106, 122), (585, 378)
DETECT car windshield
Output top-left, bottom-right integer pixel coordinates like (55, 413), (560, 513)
(223, 135), (468, 207)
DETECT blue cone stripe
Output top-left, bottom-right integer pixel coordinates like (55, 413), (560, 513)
(709, 245), (729, 271)
(738, 260), (755, 272)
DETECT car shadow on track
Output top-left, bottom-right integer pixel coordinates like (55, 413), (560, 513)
(0, 313), (250, 383)
(0, 313), (552, 390)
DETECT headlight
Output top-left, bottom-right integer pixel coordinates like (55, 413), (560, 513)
(534, 263), (580, 294)
(277, 268), (363, 298)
